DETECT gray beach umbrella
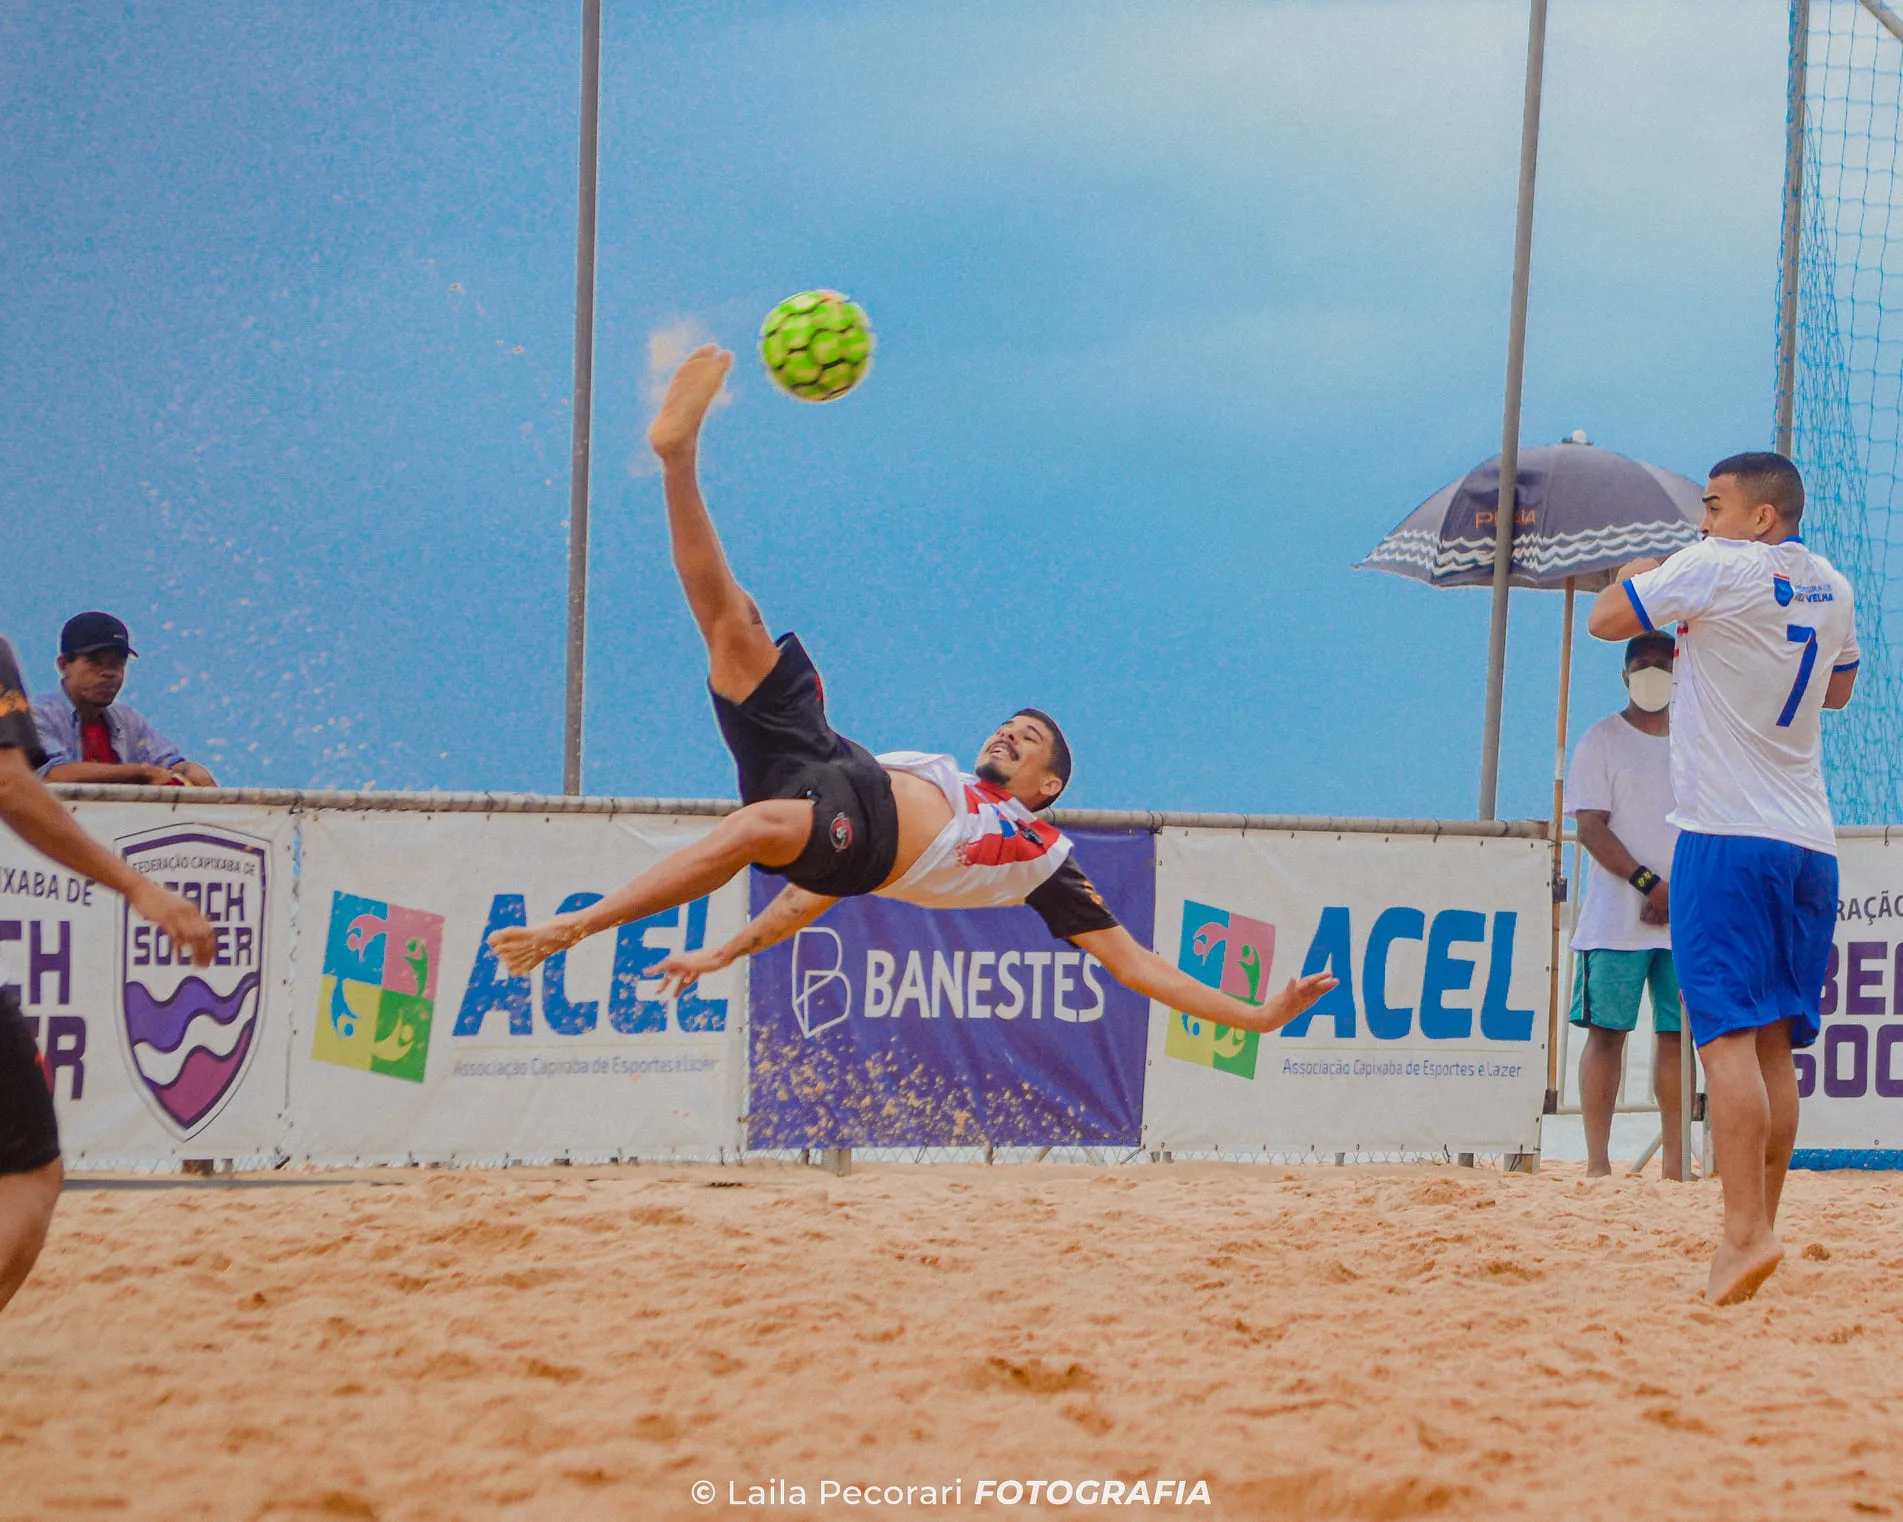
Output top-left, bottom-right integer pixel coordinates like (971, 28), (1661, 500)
(1360, 437), (1703, 591)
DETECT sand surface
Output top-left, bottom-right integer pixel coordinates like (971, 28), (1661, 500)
(3, 1160), (1900, 1521)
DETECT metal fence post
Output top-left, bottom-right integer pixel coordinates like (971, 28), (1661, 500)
(1478, 0), (1550, 820)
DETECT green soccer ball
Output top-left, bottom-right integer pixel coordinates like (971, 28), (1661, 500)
(759, 290), (874, 402)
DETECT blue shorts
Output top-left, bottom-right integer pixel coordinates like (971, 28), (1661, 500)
(1670, 831), (1836, 1050)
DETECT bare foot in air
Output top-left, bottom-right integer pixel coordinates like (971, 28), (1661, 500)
(487, 919), (584, 978)
(1706, 1231), (1784, 1305)
(648, 345), (733, 458)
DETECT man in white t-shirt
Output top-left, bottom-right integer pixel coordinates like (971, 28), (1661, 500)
(1588, 451), (1857, 1304)
(1565, 632), (1683, 1179)
(486, 347), (1337, 1038)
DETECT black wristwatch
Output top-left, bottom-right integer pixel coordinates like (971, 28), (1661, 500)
(1629, 866), (1661, 895)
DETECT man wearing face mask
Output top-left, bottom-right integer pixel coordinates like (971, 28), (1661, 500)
(1564, 631), (1683, 1180)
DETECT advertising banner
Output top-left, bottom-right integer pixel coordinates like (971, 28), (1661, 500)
(287, 810), (749, 1163)
(1142, 829), (1551, 1154)
(1793, 835), (1903, 1160)
(746, 828), (1155, 1148)
(1, 805), (296, 1166)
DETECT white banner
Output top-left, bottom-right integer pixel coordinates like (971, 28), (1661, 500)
(286, 810), (748, 1163)
(1798, 835), (1903, 1154)
(2, 805), (296, 1167)
(8, 799), (1568, 1166)
(1142, 829), (1552, 1153)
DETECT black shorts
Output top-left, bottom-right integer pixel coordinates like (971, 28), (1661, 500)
(0, 988), (60, 1177)
(712, 633), (900, 898)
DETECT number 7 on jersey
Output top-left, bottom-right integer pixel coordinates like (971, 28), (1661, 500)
(1778, 623), (1818, 728)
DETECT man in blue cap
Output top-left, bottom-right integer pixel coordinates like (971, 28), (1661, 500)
(32, 612), (217, 787)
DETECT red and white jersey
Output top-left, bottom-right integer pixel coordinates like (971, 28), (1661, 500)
(873, 751), (1072, 910)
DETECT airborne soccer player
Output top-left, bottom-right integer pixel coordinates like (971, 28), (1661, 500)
(1588, 452), (1857, 1305)
(490, 346), (1336, 1033)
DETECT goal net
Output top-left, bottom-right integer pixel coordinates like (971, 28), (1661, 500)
(1786, 0), (1903, 822)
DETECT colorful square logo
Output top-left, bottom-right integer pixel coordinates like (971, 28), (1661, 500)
(1163, 899), (1274, 1079)
(311, 892), (444, 1083)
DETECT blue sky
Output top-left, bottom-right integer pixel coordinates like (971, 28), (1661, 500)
(2, 1), (1789, 817)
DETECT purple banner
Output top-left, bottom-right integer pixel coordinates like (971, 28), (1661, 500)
(746, 828), (1155, 1148)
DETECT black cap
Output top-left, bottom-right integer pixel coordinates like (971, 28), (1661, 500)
(60, 612), (137, 659)
(1624, 632), (1674, 666)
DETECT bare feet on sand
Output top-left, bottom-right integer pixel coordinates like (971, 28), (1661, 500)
(648, 345), (733, 458)
(1707, 1231), (1784, 1305)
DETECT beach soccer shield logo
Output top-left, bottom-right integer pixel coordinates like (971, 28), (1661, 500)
(311, 891), (444, 1083)
(1163, 899), (1273, 1080)
(116, 825), (269, 1139)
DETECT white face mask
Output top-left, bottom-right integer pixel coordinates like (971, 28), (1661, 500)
(1627, 666), (1673, 713)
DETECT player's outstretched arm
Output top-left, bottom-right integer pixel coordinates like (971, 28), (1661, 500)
(1071, 925), (1337, 1034)
(651, 885), (839, 1001)
(0, 749), (216, 964)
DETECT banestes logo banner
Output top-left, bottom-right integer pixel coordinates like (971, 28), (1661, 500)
(746, 827), (1156, 1149)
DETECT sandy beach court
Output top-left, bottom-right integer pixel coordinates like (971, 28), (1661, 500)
(2, 1160), (1899, 1521)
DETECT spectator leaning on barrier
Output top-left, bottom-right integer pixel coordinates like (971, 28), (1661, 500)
(0, 632), (214, 1314)
(1565, 631), (1685, 1180)
(32, 612), (216, 787)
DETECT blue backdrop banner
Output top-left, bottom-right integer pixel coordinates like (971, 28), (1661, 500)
(746, 828), (1156, 1148)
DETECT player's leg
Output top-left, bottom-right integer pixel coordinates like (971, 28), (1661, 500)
(1762, 845), (1836, 1227)
(1670, 832), (1788, 1300)
(1651, 950), (1686, 1180)
(1699, 1025), (1783, 1303)
(647, 346), (781, 703)
(0, 988), (62, 1316)
(1652, 1028), (1684, 1180)
(1757, 1018), (1800, 1226)
(0, 1159), (61, 1315)
(1577, 1026), (1626, 1177)
(1572, 950), (1637, 1178)
(488, 799), (811, 975)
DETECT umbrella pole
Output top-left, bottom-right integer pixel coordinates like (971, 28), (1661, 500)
(1545, 578), (1575, 1125)
(1478, 0), (1550, 821)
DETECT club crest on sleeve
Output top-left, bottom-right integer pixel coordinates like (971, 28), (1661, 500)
(830, 812), (852, 852)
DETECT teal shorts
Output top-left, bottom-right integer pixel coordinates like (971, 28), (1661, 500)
(1569, 947), (1682, 1035)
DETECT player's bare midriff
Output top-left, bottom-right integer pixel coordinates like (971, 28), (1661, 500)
(879, 765), (955, 889)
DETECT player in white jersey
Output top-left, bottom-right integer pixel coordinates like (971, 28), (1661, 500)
(1588, 452), (1857, 1304)
(489, 347), (1336, 1036)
